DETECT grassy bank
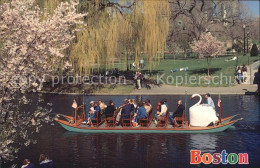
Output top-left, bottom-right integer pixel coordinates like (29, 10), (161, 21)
(41, 54), (259, 94)
(142, 54), (259, 87)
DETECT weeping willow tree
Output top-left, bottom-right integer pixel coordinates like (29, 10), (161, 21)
(68, 0), (170, 76)
(6, 0), (169, 76)
(134, 0), (170, 69)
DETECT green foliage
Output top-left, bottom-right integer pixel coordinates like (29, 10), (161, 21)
(143, 54), (259, 87)
(67, 0), (170, 76)
(250, 43), (259, 56)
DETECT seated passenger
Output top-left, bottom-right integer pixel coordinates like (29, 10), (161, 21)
(163, 99), (168, 108)
(135, 102), (148, 123)
(115, 99), (129, 125)
(146, 99), (152, 108)
(169, 100), (185, 124)
(85, 101), (97, 125)
(94, 102), (101, 114)
(98, 100), (107, 112)
(105, 100), (116, 118)
(156, 101), (161, 113)
(154, 101), (161, 120)
(144, 100), (152, 114)
(129, 99), (137, 112)
(121, 100), (134, 119)
(202, 93), (215, 109)
(154, 100), (167, 122)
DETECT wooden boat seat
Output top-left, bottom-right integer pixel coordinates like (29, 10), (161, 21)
(105, 111), (116, 127)
(157, 111), (169, 128)
(91, 112), (103, 127)
(139, 108), (153, 127)
(121, 112), (132, 127)
(174, 111), (187, 128)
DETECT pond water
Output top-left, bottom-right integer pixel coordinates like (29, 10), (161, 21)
(9, 94), (260, 167)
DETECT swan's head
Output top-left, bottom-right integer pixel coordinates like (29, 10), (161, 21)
(190, 94), (202, 99)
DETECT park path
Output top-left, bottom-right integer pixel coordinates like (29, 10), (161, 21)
(131, 84), (258, 95)
(132, 61), (259, 95)
(242, 60), (259, 84)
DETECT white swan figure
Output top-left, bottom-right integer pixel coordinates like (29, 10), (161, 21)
(190, 94), (202, 107)
(189, 94), (219, 127)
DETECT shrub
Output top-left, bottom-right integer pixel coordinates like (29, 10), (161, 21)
(250, 43), (259, 56)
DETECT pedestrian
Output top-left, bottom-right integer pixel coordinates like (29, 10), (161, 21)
(242, 64), (247, 82)
(237, 67), (242, 84)
(134, 71), (141, 89)
(140, 59), (144, 69)
(39, 154), (54, 168)
(136, 71), (142, 90)
(21, 159), (34, 168)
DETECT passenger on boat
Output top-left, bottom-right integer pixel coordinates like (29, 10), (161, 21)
(132, 99), (137, 109)
(94, 101), (101, 114)
(123, 99), (128, 106)
(115, 99), (129, 124)
(202, 93), (215, 109)
(163, 99), (168, 108)
(144, 100), (152, 114)
(105, 100), (116, 118)
(21, 159), (34, 168)
(98, 100), (107, 112)
(38, 154), (54, 168)
(169, 100), (185, 124)
(154, 100), (168, 121)
(156, 101), (161, 112)
(135, 102), (147, 122)
(121, 100), (134, 119)
(85, 101), (96, 125)
(129, 99), (137, 112)
(147, 99), (152, 108)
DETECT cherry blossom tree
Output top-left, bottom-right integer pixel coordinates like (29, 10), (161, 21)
(0, 0), (86, 164)
(191, 32), (225, 76)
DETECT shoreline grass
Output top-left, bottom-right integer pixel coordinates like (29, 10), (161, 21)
(140, 54), (259, 87)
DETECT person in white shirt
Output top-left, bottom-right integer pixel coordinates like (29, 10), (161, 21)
(202, 93), (215, 109)
(160, 103), (167, 117)
(154, 101), (168, 124)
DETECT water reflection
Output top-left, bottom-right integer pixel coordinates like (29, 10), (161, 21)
(189, 134), (217, 153)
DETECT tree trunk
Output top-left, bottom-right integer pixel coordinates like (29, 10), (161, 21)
(126, 52), (129, 72)
(207, 57), (210, 76)
(184, 48), (187, 58)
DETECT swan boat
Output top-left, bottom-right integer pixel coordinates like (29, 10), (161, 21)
(55, 94), (243, 134)
(56, 115), (241, 134)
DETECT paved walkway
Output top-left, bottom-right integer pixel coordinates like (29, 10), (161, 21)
(242, 60), (259, 84)
(131, 84), (258, 95)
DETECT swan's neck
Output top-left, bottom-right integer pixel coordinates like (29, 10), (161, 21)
(194, 95), (202, 106)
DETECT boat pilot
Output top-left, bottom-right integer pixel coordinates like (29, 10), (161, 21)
(202, 93), (215, 109)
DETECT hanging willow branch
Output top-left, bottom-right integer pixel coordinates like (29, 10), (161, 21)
(41, 0), (170, 75)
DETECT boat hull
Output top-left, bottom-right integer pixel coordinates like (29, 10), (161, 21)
(56, 117), (238, 134)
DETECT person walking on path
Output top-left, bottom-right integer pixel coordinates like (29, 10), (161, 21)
(242, 64), (248, 83)
(135, 71), (142, 90)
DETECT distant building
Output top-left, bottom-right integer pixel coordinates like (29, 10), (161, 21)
(217, 0), (240, 25)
